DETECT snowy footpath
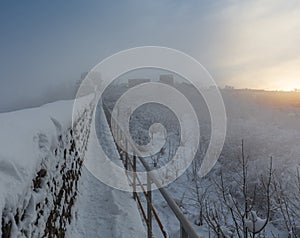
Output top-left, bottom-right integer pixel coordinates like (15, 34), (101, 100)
(67, 166), (146, 238)
(67, 103), (146, 238)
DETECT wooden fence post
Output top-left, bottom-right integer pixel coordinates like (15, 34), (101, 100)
(133, 153), (137, 200)
(181, 224), (188, 238)
(147, 173), (152, 238)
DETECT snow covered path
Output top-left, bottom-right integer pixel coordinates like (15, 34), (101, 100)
(67, 103), (146, 238)
(67, 166), (146, 238)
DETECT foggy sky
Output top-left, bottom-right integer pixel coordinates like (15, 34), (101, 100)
(0, 0), (299, 111)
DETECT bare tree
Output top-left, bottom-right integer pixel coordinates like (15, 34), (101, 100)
(204, 141), (273, 238)
(273, 167), (300, 238)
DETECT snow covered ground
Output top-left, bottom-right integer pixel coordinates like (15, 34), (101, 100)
(0, 97), (146, 237)
(66, 167), (146, 238)
(102, 84), (300, 238)
(67, 101), (146, 237)
(1, 86), (299, 238)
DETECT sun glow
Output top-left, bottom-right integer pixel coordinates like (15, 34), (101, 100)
(263, 78), (300, 92)
(267, 85), (300, 92)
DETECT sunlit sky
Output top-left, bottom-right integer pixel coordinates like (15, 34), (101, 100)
(0, 0), (299, 110)
(215, 0), (300, 91)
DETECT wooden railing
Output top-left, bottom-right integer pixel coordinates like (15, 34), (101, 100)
(102, 103), (201, 238)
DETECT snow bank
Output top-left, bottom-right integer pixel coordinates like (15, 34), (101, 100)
(0, 100), (74, 215)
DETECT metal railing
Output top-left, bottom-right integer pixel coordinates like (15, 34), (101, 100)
(103, 103), (201, 238)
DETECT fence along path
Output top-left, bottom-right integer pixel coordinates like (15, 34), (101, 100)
(102, 102), (201, 238)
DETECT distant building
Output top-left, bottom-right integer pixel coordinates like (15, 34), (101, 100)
(224, 85), (235, 90)
(127, 78), (150, 87)
(159, 74), (174, 86)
